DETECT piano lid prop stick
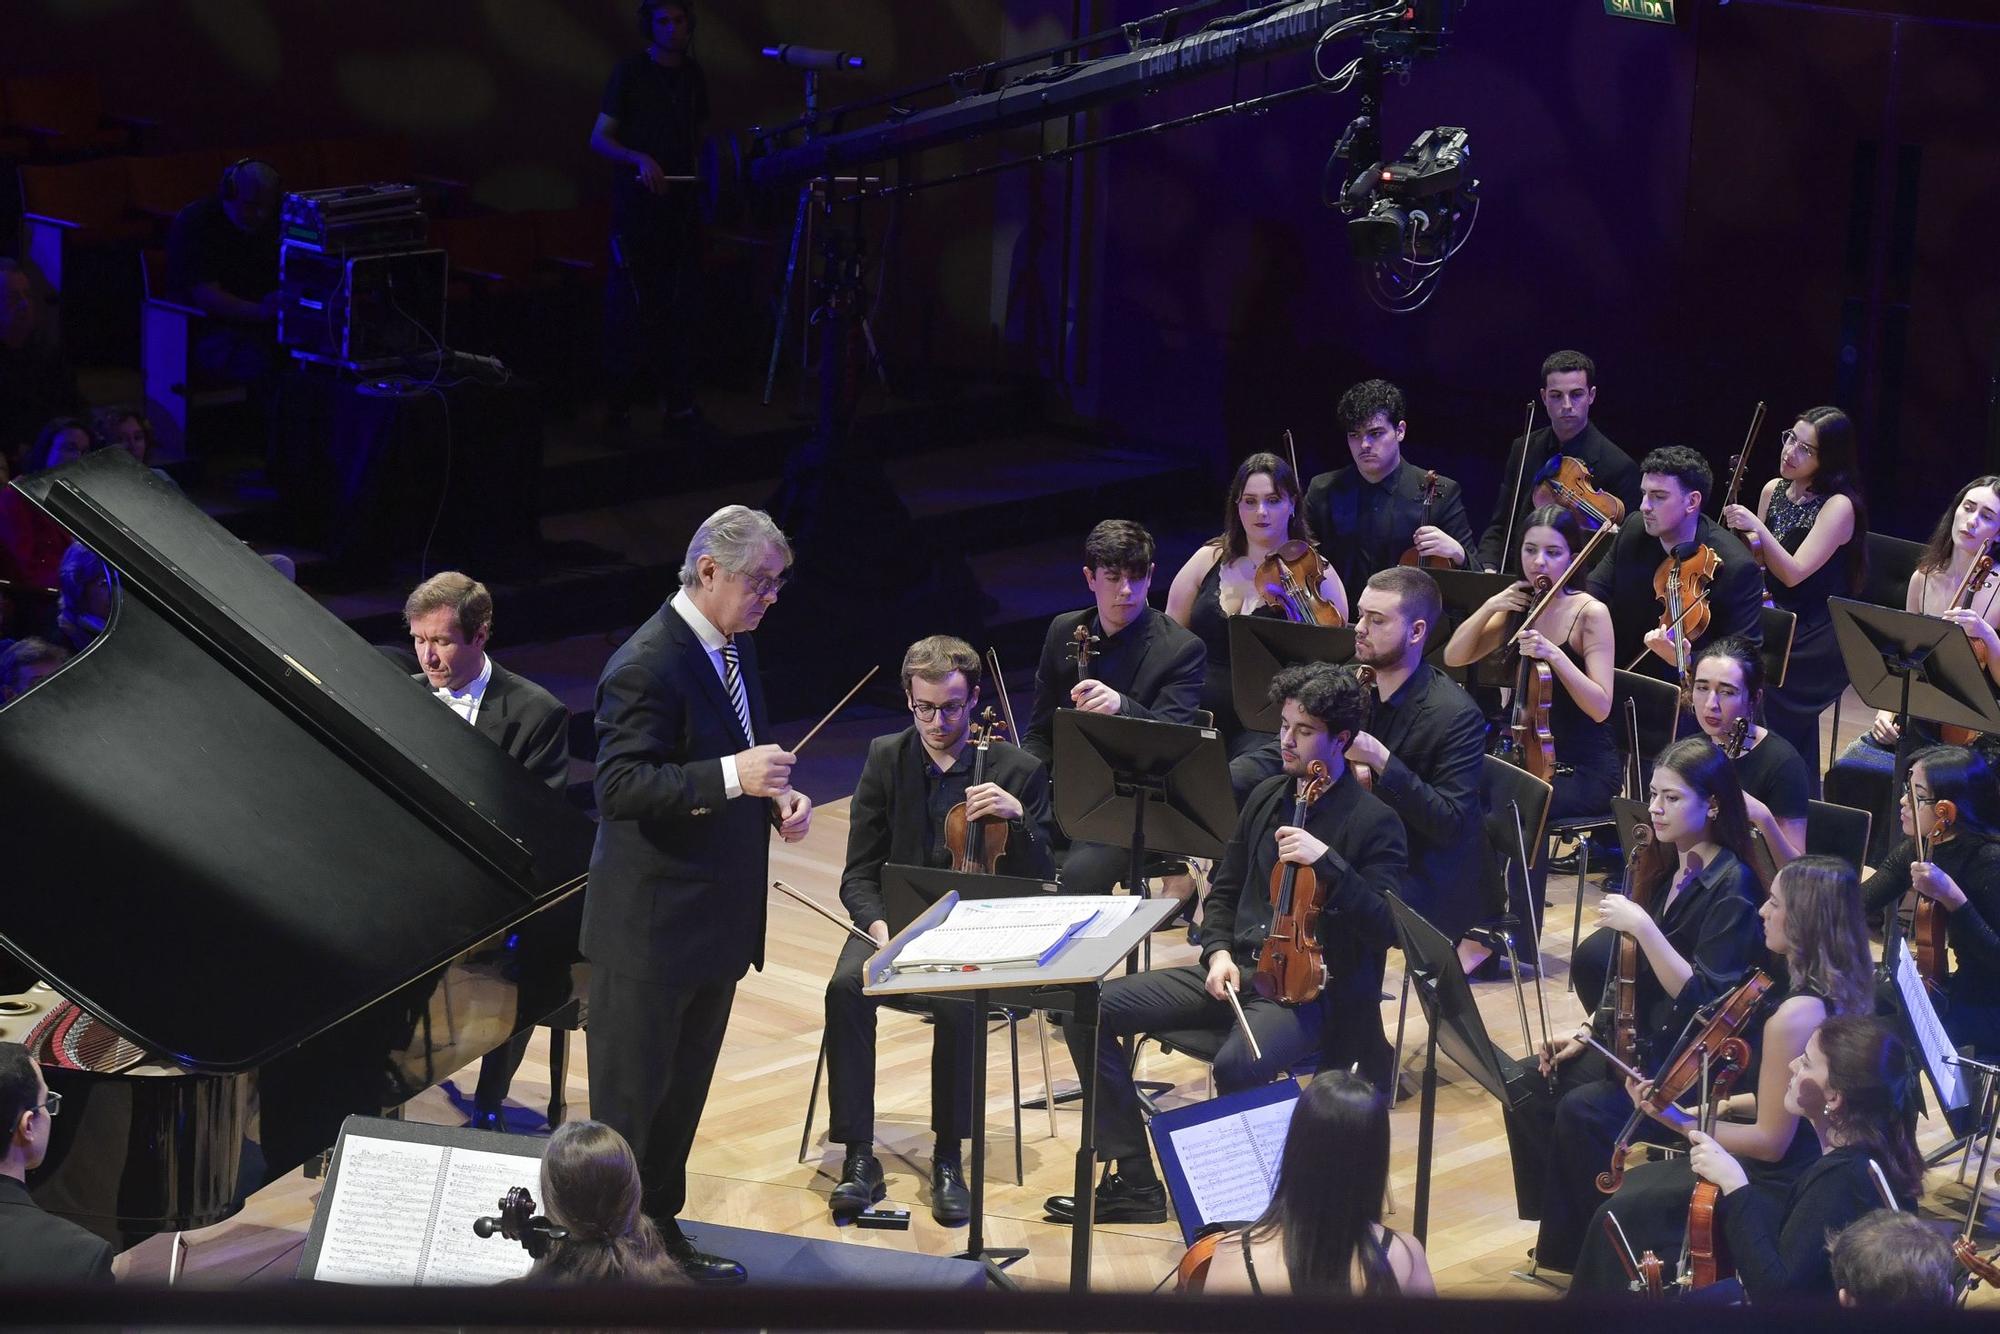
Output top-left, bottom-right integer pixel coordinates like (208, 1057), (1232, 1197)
(772, 879), (880, 949)
(1224, 982), (1262, 1063)
(789, 665), (880, 754)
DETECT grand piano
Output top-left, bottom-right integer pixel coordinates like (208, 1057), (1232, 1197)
(0, 449), (594, 1248)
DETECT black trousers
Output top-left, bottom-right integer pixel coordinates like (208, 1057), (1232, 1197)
(1065, 964), (1332, 1162)
(1503, 1047), (1678, 1271)
(584, 965), (735, 1227)
(605, 201), (700, 415)
(1059, 841), (1141, 897)
(822, 934), (975, 1145)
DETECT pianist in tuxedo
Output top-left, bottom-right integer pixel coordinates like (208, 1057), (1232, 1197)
(1022, 519), (1204, 898)
(583, 504), (810, 1285)
(0, 1042), (114, 1284)
(1044, 662), (1406, 1226)
(404, 571), (570, 1134)
(824, 635), (1054, 1226)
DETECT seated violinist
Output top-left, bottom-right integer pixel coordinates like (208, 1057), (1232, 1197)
(1688, 637), (1809, 876)
(1166, 453), (1347, 801)
(822, 635), (1054, 1226)
(1304, 378), (1476, 595)
(1864, 744), (2000, 1056)
(1585, 446), (1762, 684)
(1445, 503), (1618, 821)
(1570, 855), (1876, 1292)
(1023, 520), (1204, 898)
(1506, 736), (1764, 1275)
(1043, 663), (1406, 1227)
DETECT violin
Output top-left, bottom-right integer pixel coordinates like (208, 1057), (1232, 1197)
(1599, 1211), (1664, 1297)
(1633, 543), (1722, 682)
(1350, 664), (1378, 791)
(1068, 623), (1099, 678)
(1497, 521), (1617, 782)
(1532, 455), (1626, 528)
(1681, 1030), (1755, 1289)
(1907, 770), (1949, 990)
(1599, 970), (1772, 1194)
(1256, 540), (1345, 626)
(1937, 539), (1998, 747)
(1252, 759), (1333, 1006)
(1603, 823), (1662, 1075)
(1399, 469), (1452, 570)
(942, 708), (1011, 874)
(1954, 1235), (2000, 1300)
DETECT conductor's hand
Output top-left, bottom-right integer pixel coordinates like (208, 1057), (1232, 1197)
(1274, 824), (1328, 867)
(1537, 1029), (1589, 1077)
(633, 151), (668, 195)
(963, 781), (1023, 823)
(1204, 950), (1240, 1001)
(737, 744), (797, 798)
(773, 789), (812, 842)
(1687, 1130), (1749, 1195)
(1070, 678), (1123, 715)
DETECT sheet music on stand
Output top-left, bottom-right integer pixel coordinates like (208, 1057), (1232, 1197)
(1888, 939), (1967, 1115)
(1147, 1079), (1301, 1246)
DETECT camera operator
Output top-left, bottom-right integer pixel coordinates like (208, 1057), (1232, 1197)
(518, 1120), (683, 1286)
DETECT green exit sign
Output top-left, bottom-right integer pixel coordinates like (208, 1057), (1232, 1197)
(1605, 0), (1675, 21)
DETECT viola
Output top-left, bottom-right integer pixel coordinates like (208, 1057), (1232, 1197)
(1497, 521), (1616, 782)
(1532, 455), (1626, 528)
(942, 709), (1011, 874)
(1938, 540), (1998, 747)
(1599, 970), (1772, 1194)
(1252, 759), (1333, 1006)
(1256, 540), (1345, 626)
(1399, 469), (1453, 570)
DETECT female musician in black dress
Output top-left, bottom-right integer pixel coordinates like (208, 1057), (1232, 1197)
(1720, 406), (1867, 792)
(1166, 452), (1348, 800)
(1443, 503), (1617, 819)
(1508, 736), (1764, 1274)
(1570, 855), (1875, 1291)
(1864, 743), (2000, 1055)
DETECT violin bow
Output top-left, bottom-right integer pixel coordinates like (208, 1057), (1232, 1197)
(1497, 399), (1537, 571)
(984, 646), (1020, 744)
(1622, 586), (1715, 673)
(789, 664), (880, 754)
(1507, 798), (1555, 1064)
(1283, 427), (1302, 484)
(1223, 981), (1263, 1062)
(1717, 400), (1766, 516)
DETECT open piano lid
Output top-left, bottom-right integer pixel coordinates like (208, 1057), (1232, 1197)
(0, 451), (594, 1072)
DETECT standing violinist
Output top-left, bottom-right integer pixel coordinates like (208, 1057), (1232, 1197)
(1167, 453), (1347, 801)
(1718, 407), (1868, 792)
(1687, 638), (1809, 876)
(1025, 520), (1205, 900)
(1042, 663), (1406, 1227)
(1506, 736), (1763, 1275)
(1862, 744), (2000, 1056)
(1476, 350), (1642, 574)
(822, 635), (1054, 1227)
(1586, 446), (1763, 683)
(1569, 855), (1876, 1292)
(1444, 504), (1618, 821)
(1303, 379), (1477, 597)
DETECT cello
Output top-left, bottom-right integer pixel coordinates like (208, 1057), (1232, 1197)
(943, 708), (1011, 874)
(1498, 520), (1617, 781)
(1399, 470), (1453, 570)
(1251, 759), (1333, 1006)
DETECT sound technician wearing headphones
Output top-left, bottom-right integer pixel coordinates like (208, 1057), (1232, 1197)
(590, 0), (709, 439)
(164, 157), (283, 385)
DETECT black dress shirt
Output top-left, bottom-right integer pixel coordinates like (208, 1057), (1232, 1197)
(1304, 460), (1476, 598)
(1585, 516), (1763, 682)
(1359, 662), (1492, 939)
(0, 1175), (113, 1284)
(1721, 1146), (1902, 1301)
(1023, 605), (1205, 767)
(1475, 421), (1641, 573)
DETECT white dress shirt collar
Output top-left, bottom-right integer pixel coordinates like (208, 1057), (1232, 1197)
(435, 653), (494, 724)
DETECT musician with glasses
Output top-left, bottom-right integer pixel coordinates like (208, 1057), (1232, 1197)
(820, 635), (1052, 1226)
(0, 1042), (114, 1282)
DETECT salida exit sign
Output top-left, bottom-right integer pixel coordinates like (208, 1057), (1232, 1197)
(1605, 0), (1675, 21)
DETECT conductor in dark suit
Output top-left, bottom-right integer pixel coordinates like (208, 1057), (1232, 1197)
(823, 635), (1055, 1226)
(404, 571), (571, 1132)
(582, 505), (811, 1284)
(1, 1043), (114, 1284)
(1585, 445), (1763, 683)
(1023, 520), (1205, 897)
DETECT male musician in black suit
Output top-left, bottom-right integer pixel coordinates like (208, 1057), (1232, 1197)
(1345, 566), (1492, 943)
(583, 504), (812, 1284)
(0, 1043), (114, 1283)
(1585, 445), (1763, 684)
(1304, 378), (1477, 597)
(1475, 349), (1642, 574)
(823, 635), (1055, 1226)
(1024, 520), (1205, 898)
(1045, 662), (1405, 1223)
(403, 571), (571, 1133)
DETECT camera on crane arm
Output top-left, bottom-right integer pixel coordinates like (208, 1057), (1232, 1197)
(1342, 126), (1475, 263)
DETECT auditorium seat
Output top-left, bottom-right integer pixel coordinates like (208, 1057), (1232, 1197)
(17, 155), (150, 357)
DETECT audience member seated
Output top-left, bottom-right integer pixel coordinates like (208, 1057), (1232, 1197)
(0, 636), (72, 703)
(1183, 1071), (1434, 1295)
(55, 542), (115, 654)
(91, 405), (178, 489)
(0, 418), (94, 593)
(0, 1042), (115, 1283)
(520, 1120), (683, 1287)
(165, 159), (283, 388)
(1828, 1209), (1955, 1308)
(0, 258), (85, 465)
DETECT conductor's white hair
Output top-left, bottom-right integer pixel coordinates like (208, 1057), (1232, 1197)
(679, 505), (792, 589)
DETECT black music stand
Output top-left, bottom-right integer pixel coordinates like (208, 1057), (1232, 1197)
(1830, 597), (2000, 742)
(1427, 568), (1521, 687)
(1227, 617), (1354, 733)
(1387, 892), (1545, 1246)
